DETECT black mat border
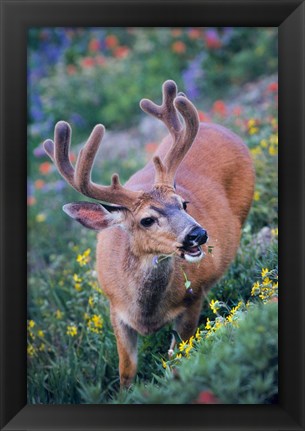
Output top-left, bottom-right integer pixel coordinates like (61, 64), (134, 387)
(0, 0), (304, 430)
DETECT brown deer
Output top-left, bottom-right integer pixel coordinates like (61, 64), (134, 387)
(43, 80), (255, 387)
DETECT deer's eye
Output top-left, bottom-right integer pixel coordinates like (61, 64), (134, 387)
(183, 201), (189, 211)
(140, 217), (155, 228)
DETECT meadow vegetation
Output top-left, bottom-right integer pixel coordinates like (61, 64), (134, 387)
(27, 28), (278, 404)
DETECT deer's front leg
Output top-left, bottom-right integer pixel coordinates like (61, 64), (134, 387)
(110, 310), (138, 388)
(169, 297), (203, 355)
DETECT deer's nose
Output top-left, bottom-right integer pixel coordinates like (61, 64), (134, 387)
(184, 226), (208, 246)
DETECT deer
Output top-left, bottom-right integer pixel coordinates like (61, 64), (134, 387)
(43, 80), (255, 387)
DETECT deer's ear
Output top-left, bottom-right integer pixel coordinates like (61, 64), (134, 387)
(63, 202), (128, 231)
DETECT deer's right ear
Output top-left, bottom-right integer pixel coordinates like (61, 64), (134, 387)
(63, 202), (128, 231)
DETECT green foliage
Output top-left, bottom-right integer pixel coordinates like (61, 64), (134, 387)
(116, 302), (278, 404)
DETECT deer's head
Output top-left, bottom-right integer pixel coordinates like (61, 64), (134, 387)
(43, 81), (208, 263)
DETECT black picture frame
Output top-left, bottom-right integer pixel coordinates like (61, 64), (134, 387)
(1, 0), (304, 430)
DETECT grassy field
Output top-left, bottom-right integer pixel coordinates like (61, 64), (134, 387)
(27, 28), (278, 404)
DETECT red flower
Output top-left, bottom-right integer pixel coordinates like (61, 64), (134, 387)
(114, 46), (129, 59)
(88, 38), (100, 53)
(27, 196), (36, 206)
(172, 41), (186, 54)
(81, 57), (95, 69)
(39, 162), (52, 175)
(205, 29), (222, 49)
(105, 35), (119, 49)
(188, 28), (202, 40)
(198, 110), (211, 122)
(195, 390), (220, 404)
(267, 82), (278, 93)
(34, 179), (45, 190)
(212, 100), (227, 117)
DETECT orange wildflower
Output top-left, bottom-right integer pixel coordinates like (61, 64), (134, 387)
(172, 41), (186, 54)
(81, 57), (95, 69)
(105, 35), (118, 48)
(39, 162), (52, 175)
(88, 38), (100, 52)
(198, 111), (211, 122)
(267, 82), (278, 93)
(212, 100), (227, 117)
(27, 196), (36, 206)
(114, 46), (129, 59)
(188, 28), (202, 39)
(34, 179), (45, 190)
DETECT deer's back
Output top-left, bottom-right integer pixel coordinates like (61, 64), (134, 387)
(127, 123), (255, 225)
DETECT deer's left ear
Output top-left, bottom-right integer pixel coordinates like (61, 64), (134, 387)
(63, 202), (128, 230)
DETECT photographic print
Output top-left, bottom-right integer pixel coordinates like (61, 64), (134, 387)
(27, 27), (278, 404)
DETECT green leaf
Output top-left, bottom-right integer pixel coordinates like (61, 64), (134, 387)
(185, 280), (191, 289)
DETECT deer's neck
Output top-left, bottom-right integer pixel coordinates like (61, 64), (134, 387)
(125, 250), (174, 315)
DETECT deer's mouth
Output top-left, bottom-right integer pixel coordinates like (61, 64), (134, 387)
(179, 245), (205, 263)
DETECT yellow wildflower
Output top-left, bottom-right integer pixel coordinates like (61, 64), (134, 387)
(161, 358), (167, 369)
(88, 314), (103, 334)
(271, 228), (278, 237)
(260, 139), (268, 148)
(76, 248), (91, 266)
(189, 335), (194, 346)
(73, 274), (82, 283)
(74, 283), (82, 292)
(179, 340), (188, 352)
(261, 268), (269, 278)
(263, 277), (271, 286)
(36, 213), (46, 223)
(27, 344), (36, 357)
(210, 299), (219, 314)
(249, 127), (259, 135)
(205, 317), (212, 330)
(175, 353), (182, 359)
(269, 145), (278, 156)
(88, 296), (94, 307)
(214, 319), (223, 331)
(28, 320), (35, 329)
(247, 119), (256, 128)
(269, 134), (278, 145)
(254, 191), (260, 201)
(55, 309), (63, 319)
(250, 146), (262, 156)
(66, 325), (78, 337)
(195, 327), (202, 340)
(185, 344), (193, 358)
(251, 281), (260, 296)
(38, 330), (44, 338)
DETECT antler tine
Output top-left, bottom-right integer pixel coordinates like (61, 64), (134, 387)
(43, 121), (141, 208)
(163, 95), (199, 181)
(140, 81), (199, 186)
(140, 80), (182, 138)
